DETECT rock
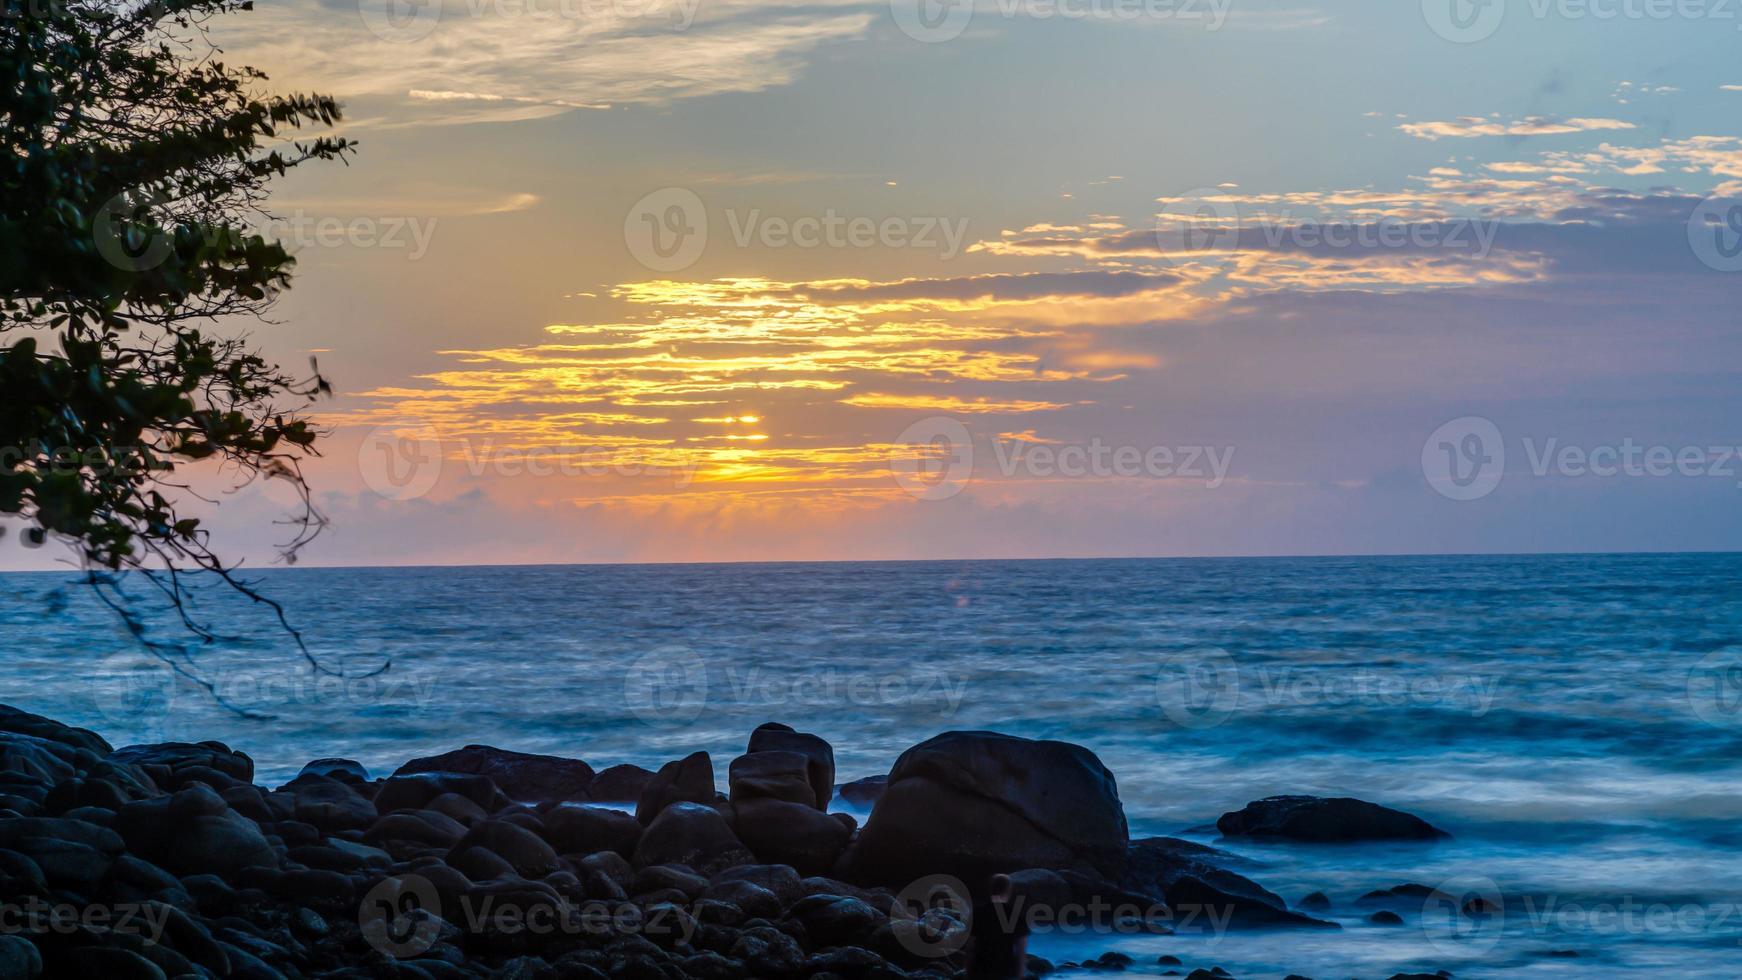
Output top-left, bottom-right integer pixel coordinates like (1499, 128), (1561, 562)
(55, 947), (166, 980)
(700, 878), (781, 919)
(1216, 797), (1448, 843)
(1299, 891), (1332, 911)
(1369, 910), (1405, 925)
(842, 731), (1128, 885)
(110, 742), (253, 784)
(728, 925), (805, 976)
(836, 775), (888, 809)
(544, 803), (642, 857)
(732, 798), (851, 875)
(1122, 838), (1334, 930)
(728, 752), (817, 808)
(635, 752), (717, 825)
(0, 704), (111, 754)
(746, 724), (834, 810)
(365, 810), (469, 850)
(296, 759), (369, 783)
(373, 772), (498, 813)
(449, 819), (562, 878)
(712, 864), (805, 905)
(588, 765), (655, 803)
(632, 803), (753, 876)
(114, 786), (279, 876)
(789, 894), (887, 947)
(0, 935), (42, 979)
(286, 777), (378, 832)
(395, 746), (594, 804)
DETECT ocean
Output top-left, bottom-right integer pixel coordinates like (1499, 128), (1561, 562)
(3, 553), (1741, 977)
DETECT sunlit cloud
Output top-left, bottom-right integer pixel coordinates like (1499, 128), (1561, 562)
(1399, 116), (1637, 141)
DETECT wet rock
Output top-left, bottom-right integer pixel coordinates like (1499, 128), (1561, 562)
(114, 787), (278, 877)
(373, 772), (499, 813)
(732, 797), (851, 875)
(450, 819), (562, 879)
(836, 776), (887, 809)
(296, 758), (369, 784)
(789, 894), (887, 948)
(633, 863), (709, 899)
(633, 803), (753, 876)
(729, 751), (817, 808)
(1216, 796), (1448, 843)
(635, 752), (718, 825)
(396, 746), (594, 805)
(842, 731), (1128, 885)
(1369, 910), (1405, 926)
(588, 765), (655, 804)
(0, 705), (111, 754)
(1122, 838), (1334, 930)
(1299, 891), (1332, 911)
(747, 724), (835, 811)
(111, 742), (253, 784)
(700, 878), (782, 919)
(286, 777), (378, 832)
(543, 803), (641, 858)
(0, 935), (42, 979)
(712, 864), (805, 906)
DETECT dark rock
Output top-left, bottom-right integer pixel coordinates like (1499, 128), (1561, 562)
(450, 819), (562, 878)
(729, 751), (817, 808)
(747, 724), (835, 810)
(712, 864), (805, 906)
(728, 925), (805, 976)
(842, 731), (1128, 885)
(54, 947), (166, 980)
(1216, 796), (1448, 843)
(1122, 838), (1334, 930)
(543, 803), (642, 858)
(114, 787), (278, 877)
(1299, 891), (1331, 910)
(287, 777), (378, 832)
(1369, 910), (1405, 926)
(632, 863), (709, 899)
(396, 746), (594, 805)
(296, 758), (369, 783)
(700, 878), (782, 919)
(111, 742), (253, 783)
(633, 803), (753, 876)
(789, 894), (887, 947)
(425, 791), (489, 827)
(0, 935), (42, 979)
(733, 797), (852, 875)
(836, 775), (888, 809)
(588, 765), (655, 804)
(373, 772), (498, 813)
(635, 752), (717, 825)
(0, 704), (111, 754)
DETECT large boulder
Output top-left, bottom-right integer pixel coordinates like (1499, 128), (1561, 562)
(840, 731), (1128, 885)
(449, 819), (562, 879)
(114, 786), (278, 877)
(728, 752), (816, 808)
(588, 764), (654, 803)
(746, 724), (834, 810)
(1216, 796), (1448, 843)
(395, 746), (594, 804)
(632, 803), (753, 876)
(372, 772), (498, 814)
(635, 752), (717, 825)
(731, 798), (851, 876)
(283, 777), (378, 832)
(836, 775), (887, 809)
(110, 742), (253, 784)
(544, 804), (642, 858)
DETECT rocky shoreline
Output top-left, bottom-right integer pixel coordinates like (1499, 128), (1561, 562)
(0, 705), (1462, 979)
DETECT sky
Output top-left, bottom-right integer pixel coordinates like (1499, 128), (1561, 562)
(15, 0), (1742, 568)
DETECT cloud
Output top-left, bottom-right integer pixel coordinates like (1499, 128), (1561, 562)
(1399, 116), (1637, 141)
